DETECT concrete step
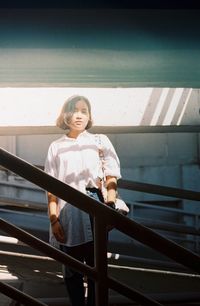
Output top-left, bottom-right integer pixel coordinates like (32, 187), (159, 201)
(0, 251), (66, 306)
(108, 263), (200, 295)
(0, 250), (200, 306)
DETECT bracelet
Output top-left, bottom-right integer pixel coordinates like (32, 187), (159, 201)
(50, 218), (59, 226)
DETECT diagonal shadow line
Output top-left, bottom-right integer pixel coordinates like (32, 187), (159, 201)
(171, 88), (192, 125)
(140, 88), (163, 125)
(156, 88), (176, 125)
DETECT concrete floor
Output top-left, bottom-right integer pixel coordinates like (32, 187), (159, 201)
(1, 248), (200, 306)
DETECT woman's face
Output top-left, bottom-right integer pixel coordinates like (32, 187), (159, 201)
(67, 100), (90, 132)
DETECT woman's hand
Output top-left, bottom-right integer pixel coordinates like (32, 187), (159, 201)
(106, 176), (117, 204)
(48, 193), (65, 243)
(51, 220), (65, 243)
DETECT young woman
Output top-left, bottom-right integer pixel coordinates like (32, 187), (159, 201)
(45, 95), (121, 306)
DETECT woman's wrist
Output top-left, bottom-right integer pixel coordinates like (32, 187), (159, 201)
(51, 219), (59, 226)
(49, 215), (59, 226)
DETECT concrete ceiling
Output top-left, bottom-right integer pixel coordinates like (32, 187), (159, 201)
(0, 9), (199, 87)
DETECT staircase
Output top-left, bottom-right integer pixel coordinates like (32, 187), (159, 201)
(0, 172), (200, 306)
(0, 247), (200, 306)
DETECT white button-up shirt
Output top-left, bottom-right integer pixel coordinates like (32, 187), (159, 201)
(45, 130), (121, 247)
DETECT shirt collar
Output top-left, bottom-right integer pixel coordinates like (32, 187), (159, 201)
(64, 130), (90, 141)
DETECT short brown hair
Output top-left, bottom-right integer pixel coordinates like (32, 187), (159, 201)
(56, 95), (93, 130)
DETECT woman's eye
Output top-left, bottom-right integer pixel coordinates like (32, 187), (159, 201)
(79, 109), (88, 114)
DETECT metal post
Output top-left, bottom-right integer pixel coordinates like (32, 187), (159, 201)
(94, 216), (109, 306)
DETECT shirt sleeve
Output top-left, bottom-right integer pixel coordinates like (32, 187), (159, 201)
(100, 134), (121, 179)
(44, 143), (58, 179)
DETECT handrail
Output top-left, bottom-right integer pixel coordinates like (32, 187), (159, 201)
(0, 147), (200, 306)
(0, 218), (163, 306)
(131, 201), (199, 216)
(136, 217), (200, 236)
(0, 197), (199, 237)
(119, 180), (200, 202)
(1, 124), (200, 136)
(0, 147), (199, 272)
(0, 196), (199, 237)
(0, 281), (47, 306)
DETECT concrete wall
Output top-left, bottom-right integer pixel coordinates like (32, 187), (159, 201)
(1, 132), (199, 204)
(0, 88), (199, 213)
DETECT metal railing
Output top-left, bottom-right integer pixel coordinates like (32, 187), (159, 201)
(0, 147), (200, 306)
(129, 202), (200, 252)
(0, 180), (199, 254)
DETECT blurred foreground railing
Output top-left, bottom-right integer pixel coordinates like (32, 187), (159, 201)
(0, 147), (200, 306)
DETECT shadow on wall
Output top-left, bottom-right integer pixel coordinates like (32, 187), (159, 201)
(140, 88), (199, 126)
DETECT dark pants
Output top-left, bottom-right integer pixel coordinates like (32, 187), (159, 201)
(60, 188), (104, 306)
(61, 242), (95, 306)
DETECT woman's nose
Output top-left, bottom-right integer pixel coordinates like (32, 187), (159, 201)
(76, 111), (82, 118)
